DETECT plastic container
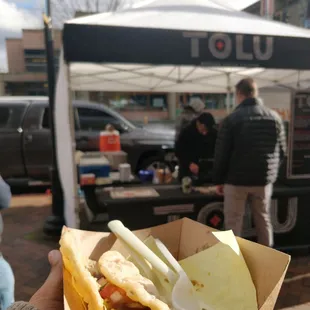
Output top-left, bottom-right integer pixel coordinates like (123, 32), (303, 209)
(104, 151), (127, 170)
(182, 177), (192, 194)
(99, 130), (121, 152)
(138, 170), (154, 183)
(79, 155), (110, 178)
(119, 163), (131, 182)
(80, 174), (96, 186)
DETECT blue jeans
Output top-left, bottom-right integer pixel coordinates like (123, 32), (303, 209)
(0, 255), (14, 310)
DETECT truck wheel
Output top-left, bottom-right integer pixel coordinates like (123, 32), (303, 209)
(197, 202), (225, 230)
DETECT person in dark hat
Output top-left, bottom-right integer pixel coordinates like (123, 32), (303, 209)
(175, 112), (217, 181)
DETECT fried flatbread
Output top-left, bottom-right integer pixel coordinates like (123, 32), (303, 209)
(60, 227), (105, 310)
(60, 227), (170, 310)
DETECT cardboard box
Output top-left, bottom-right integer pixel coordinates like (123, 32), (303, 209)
(103, 151), (128, 170)
(62, 218), (290, 310)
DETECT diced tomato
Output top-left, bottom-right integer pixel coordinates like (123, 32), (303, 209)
(99, 283), (132, 304)
(99, 283), (150, 309)
(99, 283), (120, 299)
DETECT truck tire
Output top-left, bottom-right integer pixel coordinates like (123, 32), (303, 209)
(197, 202), (225, 230)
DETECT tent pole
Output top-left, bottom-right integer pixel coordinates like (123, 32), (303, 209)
(67, 65), (80, 229)
(232, 91), (236, 110)
(297, 71), (301, 89)
(168, 93), (177, 121)
(43, 0), (65, 236)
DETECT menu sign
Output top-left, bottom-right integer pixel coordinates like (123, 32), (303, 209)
(288, 91), (310, 179)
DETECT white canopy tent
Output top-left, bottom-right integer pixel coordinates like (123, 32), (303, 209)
(55, 0), (310, 228)
(67, 0), (310, 93)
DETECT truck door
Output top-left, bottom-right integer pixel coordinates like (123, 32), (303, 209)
(0, 103), (28, 179)
(22, 103), (52, 180)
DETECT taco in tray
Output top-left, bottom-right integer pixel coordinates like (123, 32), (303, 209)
(60, 227), (170, 310)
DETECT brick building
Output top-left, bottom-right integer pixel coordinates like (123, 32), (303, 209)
(4, 29), (62, 96)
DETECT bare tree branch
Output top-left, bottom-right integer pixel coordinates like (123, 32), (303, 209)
(51, 0), (127, 28)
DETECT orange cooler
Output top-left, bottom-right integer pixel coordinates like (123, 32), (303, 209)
(99, 130), (121, 152)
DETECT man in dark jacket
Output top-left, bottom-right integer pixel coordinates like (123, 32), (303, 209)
(213, 78), (286, 247)
(176, 112), (217, 181)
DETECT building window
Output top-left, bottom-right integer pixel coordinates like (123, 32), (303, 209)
(150, 94), (167, 109)
(42, 108), (50, 129)
(24, 49), (60, 73)
(5, 81), (49, 96)
(108, 93), (167, 111)
(26, 64), (47, 73)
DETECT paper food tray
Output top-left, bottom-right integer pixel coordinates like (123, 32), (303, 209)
(61, 218), (290, 310)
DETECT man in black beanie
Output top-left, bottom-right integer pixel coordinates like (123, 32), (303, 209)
(175, 112), (217, 181)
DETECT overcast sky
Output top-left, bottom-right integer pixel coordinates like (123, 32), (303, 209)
(0, 0), (258, 71)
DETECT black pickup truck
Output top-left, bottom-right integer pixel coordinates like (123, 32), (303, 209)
(0, 97), (175, 187)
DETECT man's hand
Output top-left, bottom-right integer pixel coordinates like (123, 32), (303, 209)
(216, 185), (224, 196)
(189, 163), (199, 175)
(29, 250), (63, 310)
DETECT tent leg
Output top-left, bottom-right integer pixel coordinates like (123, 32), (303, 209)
(42, 13), (65, 236)
(43, 169), (65, 236)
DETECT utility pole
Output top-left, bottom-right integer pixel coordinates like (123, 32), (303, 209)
(43, 0), (65, 236)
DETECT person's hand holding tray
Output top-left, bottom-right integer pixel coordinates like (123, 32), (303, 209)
(59, 218), (290, 310)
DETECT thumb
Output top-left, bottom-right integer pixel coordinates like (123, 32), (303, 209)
(47, 250), (63, 287)
(30, 250), (63, 305)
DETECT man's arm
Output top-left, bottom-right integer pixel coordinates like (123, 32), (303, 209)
(175, 128), (193, 166)
(213, 118), (233, 185)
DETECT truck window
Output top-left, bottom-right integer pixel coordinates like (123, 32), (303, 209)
(43, 107), (79, 130)
(77, 107), (125, 132)
(0, 107), (11, 128)
(42, 108), (50, 129)
(0, 105), (26, 130)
